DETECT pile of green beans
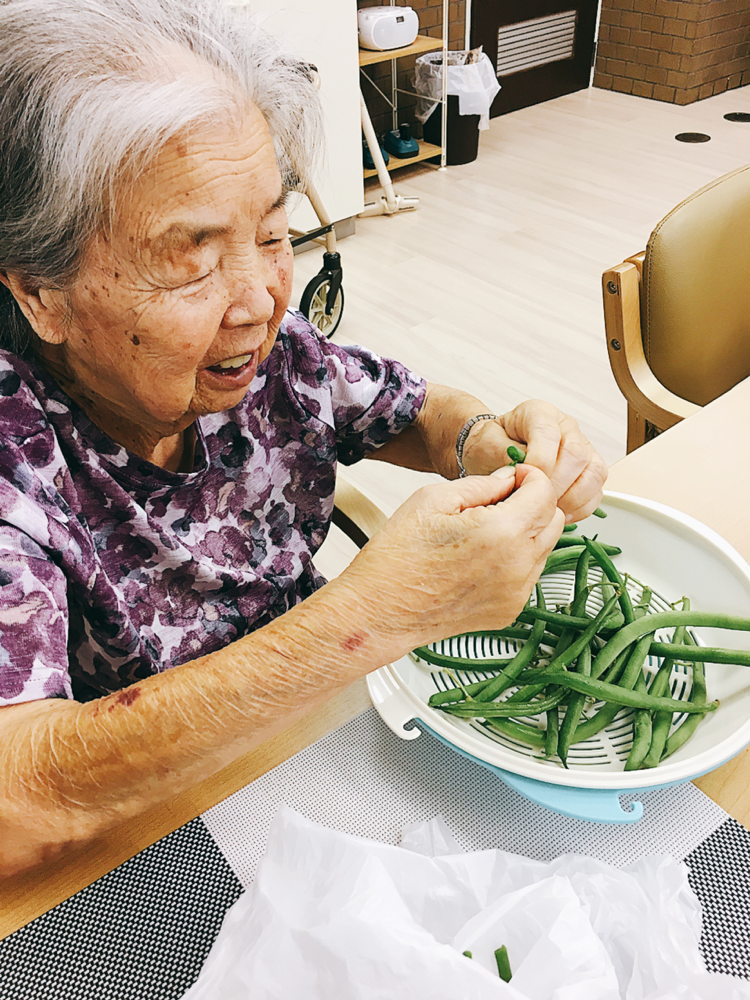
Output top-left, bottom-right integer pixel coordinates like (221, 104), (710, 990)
(412, 530), (750, 770)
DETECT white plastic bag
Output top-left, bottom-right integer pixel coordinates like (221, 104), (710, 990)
(415, 50), (500, 129)
(182, 808), (750, 1000)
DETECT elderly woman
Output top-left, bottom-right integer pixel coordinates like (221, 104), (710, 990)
(0, 0), (606, 874)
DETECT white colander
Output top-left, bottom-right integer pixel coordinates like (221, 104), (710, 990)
(367, 492), (750, 823)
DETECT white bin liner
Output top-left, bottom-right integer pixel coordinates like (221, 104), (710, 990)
(415, 49), (500, 130)
(182, 807), (750, 1000)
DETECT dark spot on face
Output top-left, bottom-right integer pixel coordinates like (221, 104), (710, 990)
(131, 334), (140, 345)
(341, 632), (365, 652)
(107, 686), (141, 711)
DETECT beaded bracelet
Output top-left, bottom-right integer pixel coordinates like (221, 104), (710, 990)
(455, 413), (499, 478)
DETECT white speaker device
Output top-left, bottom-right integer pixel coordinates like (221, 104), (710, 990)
(358, 6), (419, 51)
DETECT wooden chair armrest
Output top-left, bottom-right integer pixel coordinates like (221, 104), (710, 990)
(332, 472), (389, 548)
(603, 261), (700, 431)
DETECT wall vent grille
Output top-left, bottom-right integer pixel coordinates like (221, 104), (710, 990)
(496, 10), (578, 78)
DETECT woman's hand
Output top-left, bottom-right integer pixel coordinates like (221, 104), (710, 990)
(461, 400), (607, 523)
(339, 463), (563, 655)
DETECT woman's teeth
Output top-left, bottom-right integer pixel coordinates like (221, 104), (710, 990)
(215, 354), (252, 369)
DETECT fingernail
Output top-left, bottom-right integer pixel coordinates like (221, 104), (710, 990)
(565, 514), (574, 524)
(492, 466), (516, 480)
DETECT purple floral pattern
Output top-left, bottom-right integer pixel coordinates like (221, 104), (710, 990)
(0, 311), (425, 704)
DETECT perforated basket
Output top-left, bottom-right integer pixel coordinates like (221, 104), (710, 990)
(368, 493), (750, 823)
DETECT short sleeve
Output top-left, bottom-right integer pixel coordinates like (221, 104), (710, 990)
(280, 311), (427, 465)
(0, 525), (71, 705)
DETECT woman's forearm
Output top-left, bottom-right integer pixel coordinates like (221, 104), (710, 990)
(0, 456), (565, 876)
(369, 382), (504, 479)
(0, 574), (391, 875)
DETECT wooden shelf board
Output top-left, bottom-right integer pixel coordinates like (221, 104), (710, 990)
(363, 140), (442, 179)
(358, 34), (444, 67)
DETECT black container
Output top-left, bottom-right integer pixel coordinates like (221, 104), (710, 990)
(423, 94), (480, 166)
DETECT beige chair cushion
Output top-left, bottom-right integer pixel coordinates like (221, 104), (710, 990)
(642, 163), (750, 407)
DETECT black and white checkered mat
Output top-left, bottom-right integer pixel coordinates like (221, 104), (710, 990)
(686, 818), (750, 980)
(0, 821), (241, 1000)
(1, 709), (748, 999)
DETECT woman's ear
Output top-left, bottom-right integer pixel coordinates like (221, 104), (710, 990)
(0, 272), (68, 345)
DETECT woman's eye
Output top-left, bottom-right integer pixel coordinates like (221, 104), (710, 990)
(183, 270), (214, 286)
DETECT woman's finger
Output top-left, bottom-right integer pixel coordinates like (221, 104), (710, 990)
(502, 402), (562, 479)
(556, 451), (609, 521)
(408, 464), (517, 518)
(498, 463), (560, 535)
(534, 504), (567, 553)
(503, 403), (605, 505)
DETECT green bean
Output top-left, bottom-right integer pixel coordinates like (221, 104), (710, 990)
(462, 950), (473, 959)
(563, 523), (579, 533)
(501, 595), (619, 707)
(558, 645), (591, 765)
(513, 668), (717, 714)
(591, 610), (750, 680)
(571, 638), (652, 742)
(427, 590), (550, 709)
(599, 647), (631, 686)
(648, 641), (750, 667)
(573, 548), (591, 617)
(452, 626), (562, 647)
(583, 537), (635, 625)
(483, 718), (547, 748)
(427, 678), (496, 706)
(592, 508), (607, 518)
(472, 588), (549, 703)
(413, 646), (513, 672)
(554, 535), (621, 555)
(662, 655), (707, 760)
(642, 607), (690, 768)
(441, 690), (566, 718)
(554, 550), (593, 765)
(624, 674), (653, 770)
(453, 627), (532, 642)
(518, 606), (623, 634)
(495, 945), (512, 982)
(635, 587), (653, 618)
(541, 547), (587, 576)
(544, 707), (560, 759)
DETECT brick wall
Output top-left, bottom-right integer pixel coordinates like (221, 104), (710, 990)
(359, 1), (466, 136)
(593, 0), (750, 105)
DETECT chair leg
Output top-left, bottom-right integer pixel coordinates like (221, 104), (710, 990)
(626, 406), (664, 453)
(626, 405), (648, 454)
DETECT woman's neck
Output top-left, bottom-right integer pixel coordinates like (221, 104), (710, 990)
(35, 347), (196, 472)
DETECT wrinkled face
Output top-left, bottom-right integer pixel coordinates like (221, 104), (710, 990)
(51, 105), (293, 442)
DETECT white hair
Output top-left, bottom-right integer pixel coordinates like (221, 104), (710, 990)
(0, 0), (322, 355)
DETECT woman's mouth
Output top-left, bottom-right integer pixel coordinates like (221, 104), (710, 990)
(203, 352), (259, 389)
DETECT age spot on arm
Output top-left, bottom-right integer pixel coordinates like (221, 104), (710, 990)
(341, 632), (365, 653)
(107, 686), (142, 712)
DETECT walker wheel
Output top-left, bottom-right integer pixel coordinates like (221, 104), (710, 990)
(300, 272), (344, 339)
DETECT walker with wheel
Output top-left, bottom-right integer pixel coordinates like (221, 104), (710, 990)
(290, 182), (344, 339)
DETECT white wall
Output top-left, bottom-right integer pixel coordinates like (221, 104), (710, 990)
(231, 0), (364, 230)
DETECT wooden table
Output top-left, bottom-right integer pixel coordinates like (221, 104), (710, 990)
(3, 378), (750, 938)
(606, 378), (750, 825)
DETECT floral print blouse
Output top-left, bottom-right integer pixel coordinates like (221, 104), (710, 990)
(0, 310), (425, 704)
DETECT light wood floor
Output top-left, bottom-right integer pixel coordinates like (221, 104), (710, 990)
(294, 84), (750, 556)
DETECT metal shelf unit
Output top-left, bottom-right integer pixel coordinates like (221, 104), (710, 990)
(358, 14), (449, 175)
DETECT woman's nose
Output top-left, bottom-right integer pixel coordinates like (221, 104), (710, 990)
(220, 249), (276, 329)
